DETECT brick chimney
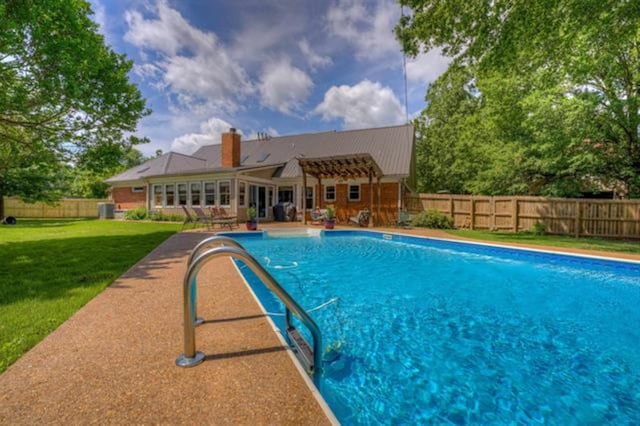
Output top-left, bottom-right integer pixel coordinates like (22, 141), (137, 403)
(221, 127), (241, 168)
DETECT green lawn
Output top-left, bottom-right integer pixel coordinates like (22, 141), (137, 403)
(446, 230), (640, 255)
(0, 219), (181, 373)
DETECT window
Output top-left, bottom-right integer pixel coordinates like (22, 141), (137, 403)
(305, 186), (314, 210)
(132, 186), (145, 193)
(204, 182), (216, 206)
(219, 181), (231, 206)
(190, 182), (201, 206)
(325, 185), (336, 201)
(278, 186), (293, 203)
(153, 184), (163, 207)
(348, 184), (360, 201)
(268, 187), (274, 208)
(238, 182), (246, 207)
(178, 184), (188, 206)
(165, 184), (175, 207)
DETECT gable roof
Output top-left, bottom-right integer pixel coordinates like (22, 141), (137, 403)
(106, 124), (414, 183)
(105, 151), (208, 183)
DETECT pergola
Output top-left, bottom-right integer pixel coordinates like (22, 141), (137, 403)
(297, 153), (384, 226)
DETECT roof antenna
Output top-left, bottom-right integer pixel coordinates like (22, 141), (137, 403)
(401, 4), (409, 123)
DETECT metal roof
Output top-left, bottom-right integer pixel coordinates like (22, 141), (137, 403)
(106, 124), (414, 183)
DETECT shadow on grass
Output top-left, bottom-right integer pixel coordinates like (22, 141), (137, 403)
(2, 219), (89, 229)
(0, 230), (195, 307)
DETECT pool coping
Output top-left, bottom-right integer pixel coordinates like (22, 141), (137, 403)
(220, 227), (640, 266)
(361, 229), (640, 265)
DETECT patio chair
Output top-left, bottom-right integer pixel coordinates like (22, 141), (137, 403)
(210, 206), (238, 231)
(310, 208), (326, 225)
(397, 210), (412, 228)
(192, 207), (213, 230)
(212, 206), (237, 220)
(349, 209), (370, 227)
(181, 205), (196, 230)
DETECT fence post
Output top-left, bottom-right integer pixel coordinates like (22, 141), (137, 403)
(449, 196), (454, 217)
(470, 196), (475, 230)
(575, 200), (581, 238)
(512, 198), (519, 232)
(490, 196), (496, 231)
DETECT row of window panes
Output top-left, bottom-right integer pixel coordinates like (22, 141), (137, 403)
(304, 184), (360, 209)
(153, 181), (230, 208)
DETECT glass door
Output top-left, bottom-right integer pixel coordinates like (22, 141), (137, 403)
(249, 184), (268, 219)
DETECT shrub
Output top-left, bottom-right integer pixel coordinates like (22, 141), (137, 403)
(148, 211), (185, 222)
(411, 209), (454, 229)
(531, 222), (547, 235)
(124, 207), (148, 220)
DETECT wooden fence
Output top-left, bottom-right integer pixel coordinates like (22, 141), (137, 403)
(405, 193), (640, 239)
(4, 197), (108, 218)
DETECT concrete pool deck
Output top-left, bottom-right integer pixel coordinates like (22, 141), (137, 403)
(0, 231), (334, 425)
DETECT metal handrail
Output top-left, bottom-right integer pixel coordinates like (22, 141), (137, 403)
(175, 246), (323, 383)
(187, 236), (247, 326)
(187, 235), (246, 266)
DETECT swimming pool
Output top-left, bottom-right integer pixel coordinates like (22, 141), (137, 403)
(221, 230), (640, 424)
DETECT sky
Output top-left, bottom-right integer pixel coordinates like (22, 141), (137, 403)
(90, 0), (450, 156)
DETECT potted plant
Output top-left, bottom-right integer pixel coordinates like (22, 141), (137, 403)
(324, 206), (336, 229)
(246, 206), (258, 231)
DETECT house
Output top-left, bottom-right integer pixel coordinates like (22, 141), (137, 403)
(105, 124), (415, 225)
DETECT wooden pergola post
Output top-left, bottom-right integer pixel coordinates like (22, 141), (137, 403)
(318, 176), (322, 209)
(368, 167), (373, 227)
(376, 176), (381, 226)
(302, 166), (307, 225)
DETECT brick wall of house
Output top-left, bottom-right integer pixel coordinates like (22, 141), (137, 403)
(111, 186), (147, 210)
(310, 182), (400, 225)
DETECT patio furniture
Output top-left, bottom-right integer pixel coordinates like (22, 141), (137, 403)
(210, 206), (238, 231)
(192, 207), (213, 230)
(349, 209), (370, 227)
(397, 210), (412, 228)
(212, 206), (237, 220)
(181, 205), (197, 230)
(310, 208), (326, 225)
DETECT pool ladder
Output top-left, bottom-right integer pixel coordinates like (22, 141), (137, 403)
(176, 236), (323, 384)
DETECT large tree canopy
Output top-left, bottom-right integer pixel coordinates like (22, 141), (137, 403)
(398, 0), (640, 197)
(68, 143), (147, 199)
(0, 0), (149, 217)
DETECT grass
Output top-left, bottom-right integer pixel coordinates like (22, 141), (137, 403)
(0, 219), (181, 373)
(445, 229), (640, 255)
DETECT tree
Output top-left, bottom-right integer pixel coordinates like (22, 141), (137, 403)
(398, 0), (640, 197)
(0, 0), (149, 217)
(69, 143), (147, 199)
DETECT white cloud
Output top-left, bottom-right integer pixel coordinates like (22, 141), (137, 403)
(406, 49), (451, 87)
(124, 0), (253, 113)
(171, 117), (236, 154)
(315, 80), (405, 129)
(259, 58), (313, 114)
(91, 0), (107, 34)
(326, 0), (400, 60)
(133, 63), (162, 79)
(298, 39), (332, 71)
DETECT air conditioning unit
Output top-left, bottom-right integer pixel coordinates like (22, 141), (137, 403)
(98, 202), (115, 219)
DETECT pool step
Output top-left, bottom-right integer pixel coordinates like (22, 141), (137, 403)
(287, 326), (314, 374)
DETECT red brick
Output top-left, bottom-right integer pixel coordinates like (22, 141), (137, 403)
(111, 186), (146, 210)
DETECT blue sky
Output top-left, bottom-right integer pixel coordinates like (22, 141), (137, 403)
(90, 0), (450, 156)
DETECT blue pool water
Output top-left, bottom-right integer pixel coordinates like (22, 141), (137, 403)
(222, 231), (640, 424)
